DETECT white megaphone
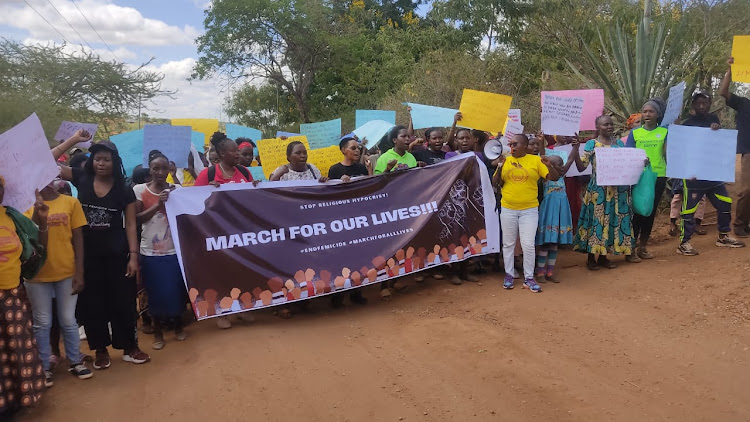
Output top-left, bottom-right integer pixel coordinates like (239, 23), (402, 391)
(483, 138), (504, 160)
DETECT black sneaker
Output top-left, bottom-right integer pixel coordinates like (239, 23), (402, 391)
(69, 363), (93, 380)
(734, 226), (750, 238)
(44, 370), (53, 388)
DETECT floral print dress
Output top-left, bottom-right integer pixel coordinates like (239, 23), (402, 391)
(573, 139), (634, 256)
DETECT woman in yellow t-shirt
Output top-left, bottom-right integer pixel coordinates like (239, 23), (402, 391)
(492, 134), (559, 293)
(0, 176), (49, 415)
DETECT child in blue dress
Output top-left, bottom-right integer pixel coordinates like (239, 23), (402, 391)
(536, 153), (575, 282)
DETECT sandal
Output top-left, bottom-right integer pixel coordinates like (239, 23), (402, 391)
(695, 227), (707, 235)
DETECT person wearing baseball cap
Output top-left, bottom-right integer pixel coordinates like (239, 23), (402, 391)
(53, 138), (151, 370)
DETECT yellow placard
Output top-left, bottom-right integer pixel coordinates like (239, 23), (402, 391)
(458, 89), (512, 134)
(731, 35), (750, 83)
(257, 136), (310, 179)
(170, 119), (219, 147)
(307, 145), (342, 178)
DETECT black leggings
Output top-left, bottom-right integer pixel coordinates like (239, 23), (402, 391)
(78, 253), (139, 351)
(633, 177), (667, 246)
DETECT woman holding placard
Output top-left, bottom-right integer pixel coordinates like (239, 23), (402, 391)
(625, 99), (669, 259)
(573, 116), (638, 270)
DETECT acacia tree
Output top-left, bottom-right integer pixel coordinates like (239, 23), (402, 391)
(0, 39), (171, 136)
(193, 0), (334, 123)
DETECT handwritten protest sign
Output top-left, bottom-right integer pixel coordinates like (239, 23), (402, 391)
(226, 123), (262, 143)
(554, 144), (592, 177)
(276, 131), (301, 138)
(300, 118), (342, 150)
(459, 89), (512, 133)
(541, 89), (603, 131)
(666, 125), (737, 182)
(502, 121), (524, 154)
(110, 129), (143, 176)
(307, 145), (342, 178)
(356, 110), (396, 128)
(142, 125), (192, 167)
(353, 120), (394, 146)
(541, 94), (584, 136)
(731, 35), (750, 83)
(0, 114), (60, 211)
(662, 82), (686, 127)
(170, 119), (219, 147)
(402, 102), (458, 129)
(503, 108), (521, 133)
(53, 121), (98, 148)
(257, 136), (311, 179)
(594, 147), (646, 186)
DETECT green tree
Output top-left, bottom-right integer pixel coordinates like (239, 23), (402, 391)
(0, 39), (171, 138)
(194, 0), (333, 123)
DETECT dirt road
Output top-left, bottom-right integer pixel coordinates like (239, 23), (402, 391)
(16, 224), (750, 422)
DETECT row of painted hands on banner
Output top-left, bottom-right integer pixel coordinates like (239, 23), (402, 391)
(189, 230), (488, 318)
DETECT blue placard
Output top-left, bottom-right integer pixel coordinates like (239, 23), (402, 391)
(142, 125), (191, 167)
(300, 118), (342, 149)
(248, 166), (266, 181)
(403, 102), (458, 129)
(666, 125), (737, 182)
(191, 131), (206, 151)
(110, 129), (143, 176)
(353, 120), (394, 147)
(276, 131), (301, 138)
(355, 110), (396, 128)
(227, 123), (262, 143)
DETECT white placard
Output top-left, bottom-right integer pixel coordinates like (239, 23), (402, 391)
(661, 82), (686, 127)
(0, 113), (60, 211)
(541, 94), (584, 136)
(594, 147), (647, 186)
(554, 144), (593, 177)
(666, 125), (737, 182)
(503, 121), (524, 155)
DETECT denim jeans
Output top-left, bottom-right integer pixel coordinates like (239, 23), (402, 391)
(500, 206), (539, 280)
(24, 278), (82, 370)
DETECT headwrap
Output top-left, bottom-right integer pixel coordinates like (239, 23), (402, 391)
(238, 142), (253, 149)
(643, 98), (666, 123)
(626, 113), (642, 127)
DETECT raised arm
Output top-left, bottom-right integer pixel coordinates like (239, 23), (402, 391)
(719, 57), (733, 101)
(52, 130), (91, 161)
(406, 106), (414, 138)
(446, 112), (462, 151)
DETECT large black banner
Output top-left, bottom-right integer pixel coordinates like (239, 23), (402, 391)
(166, 155), (499, 320)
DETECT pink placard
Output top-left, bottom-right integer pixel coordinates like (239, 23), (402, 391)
(541, 89), (604, 131)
